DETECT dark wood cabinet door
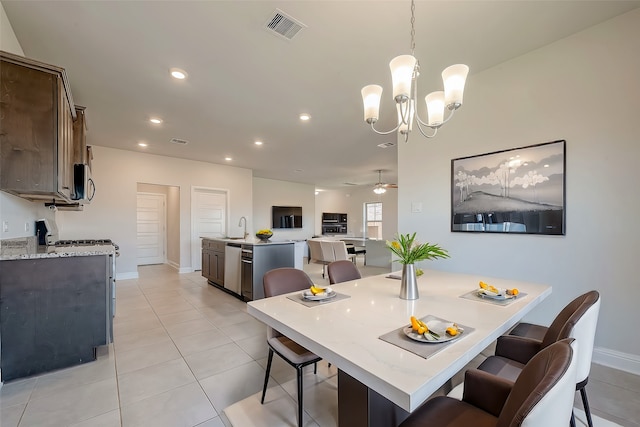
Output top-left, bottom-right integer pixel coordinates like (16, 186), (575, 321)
(0, 61), (57, 194)
(0, 52), (77, 203)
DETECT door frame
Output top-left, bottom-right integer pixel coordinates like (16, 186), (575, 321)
(191, 186), (230, 271)
(136, 191), (167, 266)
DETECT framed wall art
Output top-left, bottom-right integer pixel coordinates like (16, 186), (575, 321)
(451, 140), (565, 235)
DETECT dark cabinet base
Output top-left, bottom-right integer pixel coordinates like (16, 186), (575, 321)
(0, 256), (109, 382)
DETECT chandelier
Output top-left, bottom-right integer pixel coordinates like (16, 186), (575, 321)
(360, 0), (469, 141)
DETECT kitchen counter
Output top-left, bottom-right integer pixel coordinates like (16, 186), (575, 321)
(201, 237), (295, 300)
(0, 244), (115, 260)
(200, 237), (295, 246)
(1, 248), (113, 381)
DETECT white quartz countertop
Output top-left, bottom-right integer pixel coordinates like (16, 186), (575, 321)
(0, 245), (116, 261)
(247, 269), (551, 412)
(201, 237), (295, 246)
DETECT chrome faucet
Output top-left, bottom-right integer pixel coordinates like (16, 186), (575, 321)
(238, 216), (248, 240)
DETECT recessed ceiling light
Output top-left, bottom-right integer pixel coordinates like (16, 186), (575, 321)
(169, 68), (188, 80)
(138, 142), (148, 147)
(149, 117), (163, 124)
(225, 157), (232, 161)
(299, 113), (311, 121)
(254, 140), (263, 146)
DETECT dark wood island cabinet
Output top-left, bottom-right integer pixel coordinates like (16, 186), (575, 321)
(0, 254), (112, 382)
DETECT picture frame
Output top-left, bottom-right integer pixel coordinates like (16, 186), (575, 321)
(451, 140), (565, 235)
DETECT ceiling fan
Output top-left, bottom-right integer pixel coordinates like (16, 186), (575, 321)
(373, 170), (397, 194)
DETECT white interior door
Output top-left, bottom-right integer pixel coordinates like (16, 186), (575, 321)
(137, 192), (166, 265)
(191, 188), (227, 270)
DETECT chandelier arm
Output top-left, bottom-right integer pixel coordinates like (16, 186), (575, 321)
(369, 121), (402, 136)
(415, 120), (438, 138)
(418, 123), (438, 138)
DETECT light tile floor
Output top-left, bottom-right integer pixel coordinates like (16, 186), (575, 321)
(0, 262), (638, 426)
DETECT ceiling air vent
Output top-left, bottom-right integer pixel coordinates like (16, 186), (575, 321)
(170, 138), (189, 145)
(377, 142), (396, 148)
(264, 9), (306, 41)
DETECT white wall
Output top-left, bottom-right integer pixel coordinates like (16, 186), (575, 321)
(252, 177), (315, 241)
(56, 146), (253, 278)
(315, 186), (398, 241)
(398, 9), (640, 370)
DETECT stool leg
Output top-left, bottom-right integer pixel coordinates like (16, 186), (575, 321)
(570, 411), (576, 427)
(580, 387), (594, 427)
(261, 348), (274, 404)
(297, 366), (304, 427)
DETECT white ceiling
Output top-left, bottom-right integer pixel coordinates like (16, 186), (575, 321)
(3, 1), (638, 190)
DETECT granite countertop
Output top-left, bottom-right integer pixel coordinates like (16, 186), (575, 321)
(0, 242), (115, 261)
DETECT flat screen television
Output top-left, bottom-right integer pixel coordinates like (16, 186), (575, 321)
(272, 206), (303, 229)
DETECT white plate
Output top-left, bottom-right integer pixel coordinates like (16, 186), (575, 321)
(302, 290), (337, 301)
(477, 289), (515, 301)
(402, 319), (463, 343)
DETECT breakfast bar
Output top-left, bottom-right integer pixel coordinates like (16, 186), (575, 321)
(247, 269), (551, 426)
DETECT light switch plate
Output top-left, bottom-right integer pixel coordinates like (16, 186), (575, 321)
(2, 221), (8, 232)
(411, 202), (423, 213)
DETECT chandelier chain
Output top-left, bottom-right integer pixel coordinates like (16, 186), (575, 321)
(410, 0), (416, 55)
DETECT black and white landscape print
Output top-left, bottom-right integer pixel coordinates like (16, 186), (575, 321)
(451, 140), (565, 235)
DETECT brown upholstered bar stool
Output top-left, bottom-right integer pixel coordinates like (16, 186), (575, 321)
(261, 268), (322, 427)
(399, 339), (578, 427)
(327, 260), (361, 284)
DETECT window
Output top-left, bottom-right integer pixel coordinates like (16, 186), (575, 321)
(365, 202), (383, 239)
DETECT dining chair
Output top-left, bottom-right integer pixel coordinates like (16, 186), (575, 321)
(399, 338), (578, 427)
(331, 240), (356, 264)
(452, 290), (600, 427)
(327, 259), (361, 284)
(352, 245), (367, 265)
(307, 239), (333, 278)
(261, 268), (322, 427)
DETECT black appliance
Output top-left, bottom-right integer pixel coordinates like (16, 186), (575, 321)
(322, 212), (347, 235)
(241, 247), (253, 301)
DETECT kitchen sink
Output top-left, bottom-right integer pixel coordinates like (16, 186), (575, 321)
(224, 237), (245, 240)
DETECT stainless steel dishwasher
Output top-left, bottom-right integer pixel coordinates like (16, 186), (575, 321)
(240, 247), (253, 301)
(224, 243), (242, 295)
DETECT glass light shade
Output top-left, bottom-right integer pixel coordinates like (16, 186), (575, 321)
(442, 64), (469, 108)
(389, 55), (416, 101)
(425, 91), (445, 126)
(397, 99), (415, 133)
(373, 185), (386, 195)
(361, 85), (383, 123)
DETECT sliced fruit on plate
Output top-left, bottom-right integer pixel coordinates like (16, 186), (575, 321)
(309, 285), (324, 295)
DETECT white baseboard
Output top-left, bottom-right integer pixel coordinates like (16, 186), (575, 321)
(592, 346), (640, 376)
(116, 271), (139, 280)
(166, 260), (192, 274)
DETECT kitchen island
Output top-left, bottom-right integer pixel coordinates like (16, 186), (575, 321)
(201, 238), (294, 301)
(0, 238), (114, 382)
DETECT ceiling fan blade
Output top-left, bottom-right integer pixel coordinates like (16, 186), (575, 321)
(383, 183), (398, 188)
